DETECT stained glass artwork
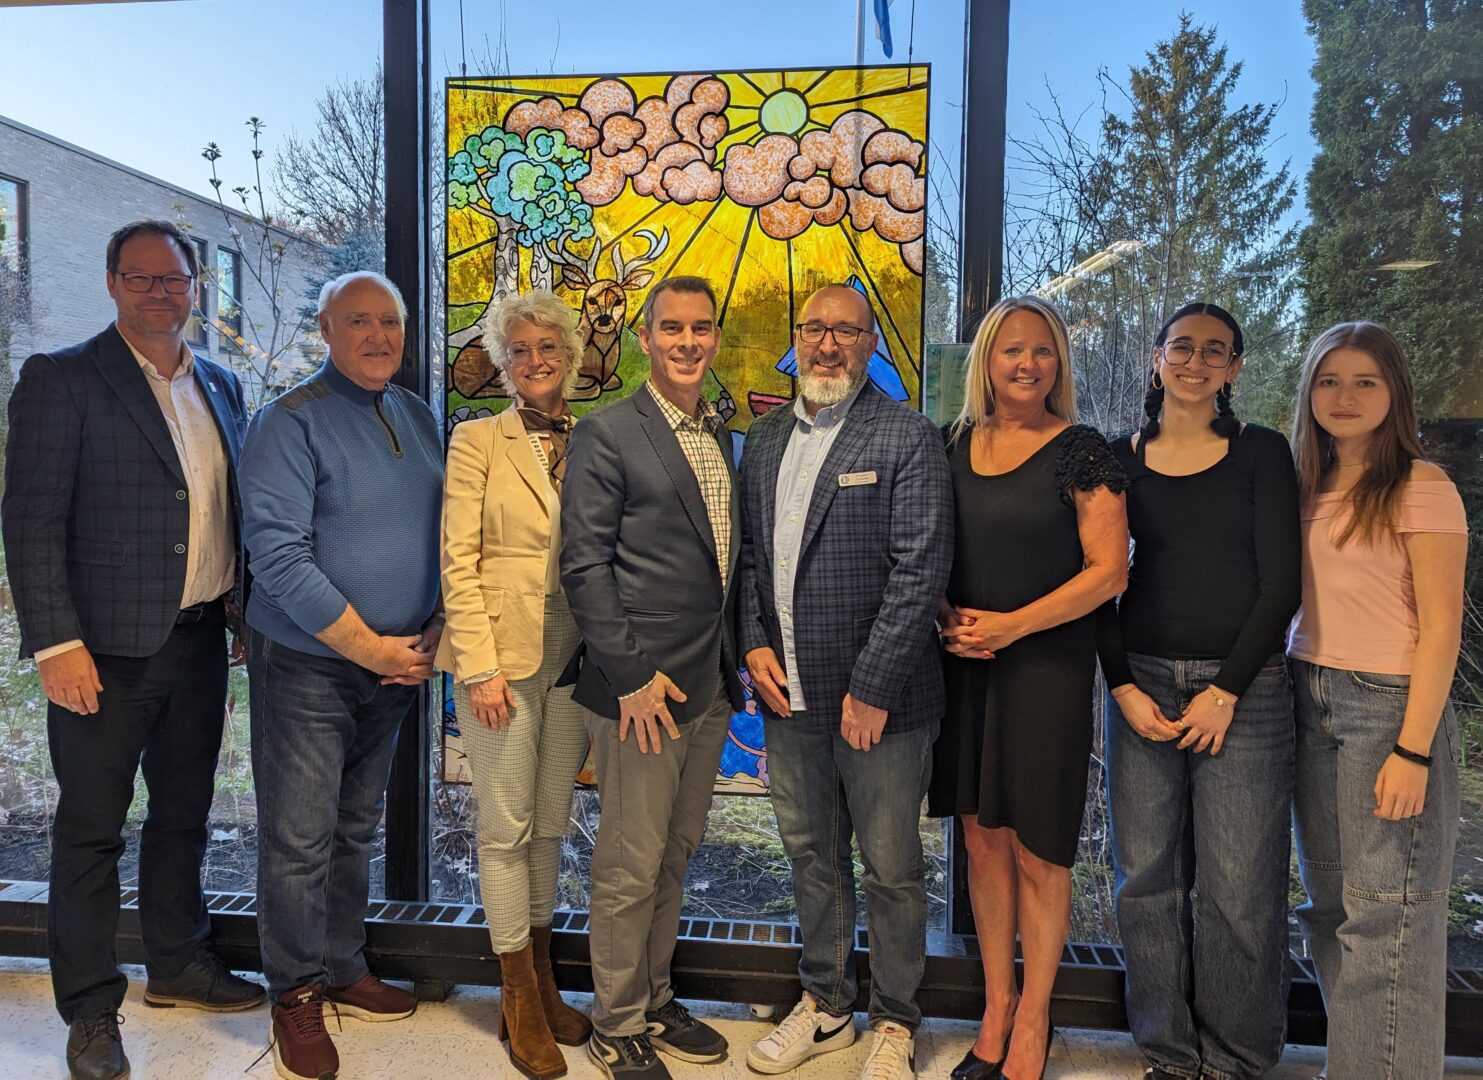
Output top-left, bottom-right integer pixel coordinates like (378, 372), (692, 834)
(441, 66), (930, 790)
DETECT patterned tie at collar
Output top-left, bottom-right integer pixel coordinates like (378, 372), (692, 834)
(515, 406), (573, 488)
(515, 407), (573, 437)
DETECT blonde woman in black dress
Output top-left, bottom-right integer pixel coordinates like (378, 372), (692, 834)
(931, 296), (1128, 1080)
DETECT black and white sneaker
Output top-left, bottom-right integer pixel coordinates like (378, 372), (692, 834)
(746, 993), (856, 1074)
(589, 1029), (672, 1080)
(858, 1022), (915, 1080)
(644, 997), (728, 1063)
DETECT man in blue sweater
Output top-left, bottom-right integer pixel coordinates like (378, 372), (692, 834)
(239, 271), (443, 1080)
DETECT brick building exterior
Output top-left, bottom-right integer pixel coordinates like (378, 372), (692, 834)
(0, 114), (327, 409)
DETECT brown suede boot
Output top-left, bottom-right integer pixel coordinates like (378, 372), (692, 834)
(499, 941), (567, 1080)
(530, 924), (593, 1046)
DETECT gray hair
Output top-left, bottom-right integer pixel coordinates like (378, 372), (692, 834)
(477, 290), (583, 398)
(316, 271), (407, 321)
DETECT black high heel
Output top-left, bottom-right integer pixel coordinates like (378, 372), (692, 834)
(1002, 1021), (1053, 1080)
(952, 1007), (1015, 1080)
(949, 1034), (1009, 1080)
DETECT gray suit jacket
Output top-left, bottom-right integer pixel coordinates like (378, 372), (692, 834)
(559, 386), (744, 722)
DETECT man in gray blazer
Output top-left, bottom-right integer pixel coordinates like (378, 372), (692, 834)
(561, 276), (743, 1080)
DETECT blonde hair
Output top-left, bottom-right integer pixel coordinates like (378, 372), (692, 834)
(951, 295), (1077, 443)
(1290, 320), (1428, 548)
(478, 290), (584, 399)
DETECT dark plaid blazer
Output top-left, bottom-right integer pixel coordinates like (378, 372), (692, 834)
(737, 384), (954, 732)
(2, 324), (247, 659)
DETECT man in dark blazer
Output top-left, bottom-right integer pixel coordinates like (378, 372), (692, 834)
(3, 219), (263, 1080)
(737, 285), (953, 1080)
(561, 276), (744, 1080)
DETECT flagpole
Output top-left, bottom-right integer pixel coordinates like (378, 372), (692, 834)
(855, 0), (867, 65)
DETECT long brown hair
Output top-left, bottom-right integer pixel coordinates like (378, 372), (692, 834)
(950, 295), (1077, 444)
(1290, 321), (1427, 548)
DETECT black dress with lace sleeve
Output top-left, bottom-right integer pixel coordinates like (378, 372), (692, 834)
(928, 424), (1126, 867)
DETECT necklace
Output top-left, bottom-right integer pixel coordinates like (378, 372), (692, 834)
(1333, 462), (1365, 468)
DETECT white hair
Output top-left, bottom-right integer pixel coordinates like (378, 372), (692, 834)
(316, 271), (407, 321)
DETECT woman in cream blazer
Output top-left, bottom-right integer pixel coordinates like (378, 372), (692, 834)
(435, 290), (590, 1079)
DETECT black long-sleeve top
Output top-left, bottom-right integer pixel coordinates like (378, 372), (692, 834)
(1096, 423), (1301, 697)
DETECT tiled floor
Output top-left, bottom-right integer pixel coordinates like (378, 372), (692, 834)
(0, 957), (1478, 1079)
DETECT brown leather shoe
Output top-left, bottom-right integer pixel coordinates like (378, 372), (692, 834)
(271, 984), (338, 1080)
(324, 973), (416, 1022)
(530, 924), (593, 1046)
(499, 940), (568, 1079)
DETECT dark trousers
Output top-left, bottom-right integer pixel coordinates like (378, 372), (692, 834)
(46, 610), (228, 1023)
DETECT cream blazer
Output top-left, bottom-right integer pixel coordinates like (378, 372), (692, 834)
(435, 407), (562, 683)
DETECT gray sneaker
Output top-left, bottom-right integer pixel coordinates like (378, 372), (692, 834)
(589, 1030), (672, 1080)
(644, 998), (728, 1063)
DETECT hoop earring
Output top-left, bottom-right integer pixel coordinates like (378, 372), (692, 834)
(1150, 370), (1163, 390)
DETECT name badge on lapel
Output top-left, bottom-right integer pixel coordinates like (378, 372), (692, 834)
(838, 470), (878, 487)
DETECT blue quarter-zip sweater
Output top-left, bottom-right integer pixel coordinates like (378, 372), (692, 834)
(240, 357), (443, 659)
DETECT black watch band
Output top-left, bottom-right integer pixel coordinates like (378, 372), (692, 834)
(1392, 743), (1433, 768)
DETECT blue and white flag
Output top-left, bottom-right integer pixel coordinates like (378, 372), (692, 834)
(874, 0), (894, 58)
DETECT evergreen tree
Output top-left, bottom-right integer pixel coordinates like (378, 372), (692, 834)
(1300, 0), (1483, 418)
(1008, 16), (1301, 433)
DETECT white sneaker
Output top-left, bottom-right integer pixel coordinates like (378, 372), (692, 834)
(746, 993), (856, 1074)
(858, 1022), (915, 1080)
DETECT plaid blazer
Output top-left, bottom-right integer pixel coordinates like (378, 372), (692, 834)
(2, 324), (248, 659)
(737, 384), (954, 732)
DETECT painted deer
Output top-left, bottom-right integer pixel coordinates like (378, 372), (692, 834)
(546, 228), (669, 400)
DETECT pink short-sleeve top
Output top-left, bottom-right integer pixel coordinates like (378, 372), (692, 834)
(1287, 479), (1468, 675)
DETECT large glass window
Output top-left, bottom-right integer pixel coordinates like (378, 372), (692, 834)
(1001, 3), (1482, 963)
(426, 0), (968, 929)
(0, 0), (380, 898)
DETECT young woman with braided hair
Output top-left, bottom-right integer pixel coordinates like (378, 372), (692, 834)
(1097, 303), (1301, 1080)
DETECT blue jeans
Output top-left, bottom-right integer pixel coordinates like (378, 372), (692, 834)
(763, 715), (935, 1030)
(1106, 654), (1294, 1080)
(1292, 660), (1459, 1079)
(248, 629), (416, 996)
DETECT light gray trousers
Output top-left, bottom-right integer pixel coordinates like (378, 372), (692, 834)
(585, 685), (731, 1035)
(456, 595), (588, 953)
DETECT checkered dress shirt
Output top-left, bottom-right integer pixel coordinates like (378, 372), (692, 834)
(646, 381), (732, 591)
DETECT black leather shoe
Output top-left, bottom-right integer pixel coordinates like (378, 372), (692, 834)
(950, 1046), (1004, 1080)
(143, 952), (266, 1011)
(66, 1011), (129, 1080)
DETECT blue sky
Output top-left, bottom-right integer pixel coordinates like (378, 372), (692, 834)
(0, 0), (1316, 238)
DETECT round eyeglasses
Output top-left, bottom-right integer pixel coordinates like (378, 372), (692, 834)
(1159, 342), (1235, 368)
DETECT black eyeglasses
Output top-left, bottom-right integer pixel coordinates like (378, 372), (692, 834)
(115, 272), (196, 295)
(796, 322), (869, 346)
(1159, 341), (1235, 368)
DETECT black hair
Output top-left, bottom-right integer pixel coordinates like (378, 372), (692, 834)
(1141, 302), (1244, 444)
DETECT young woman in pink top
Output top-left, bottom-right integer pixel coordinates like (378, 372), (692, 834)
(1288, 321), (1468, 1078)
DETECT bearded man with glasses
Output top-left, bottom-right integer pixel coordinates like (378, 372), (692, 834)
(736, 285), (953, 1080)
(2, 219), (261, 1080)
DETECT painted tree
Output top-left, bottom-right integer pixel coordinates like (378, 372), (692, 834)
(447, 125), (596, 296)
(1300, 0), (1483, 419)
